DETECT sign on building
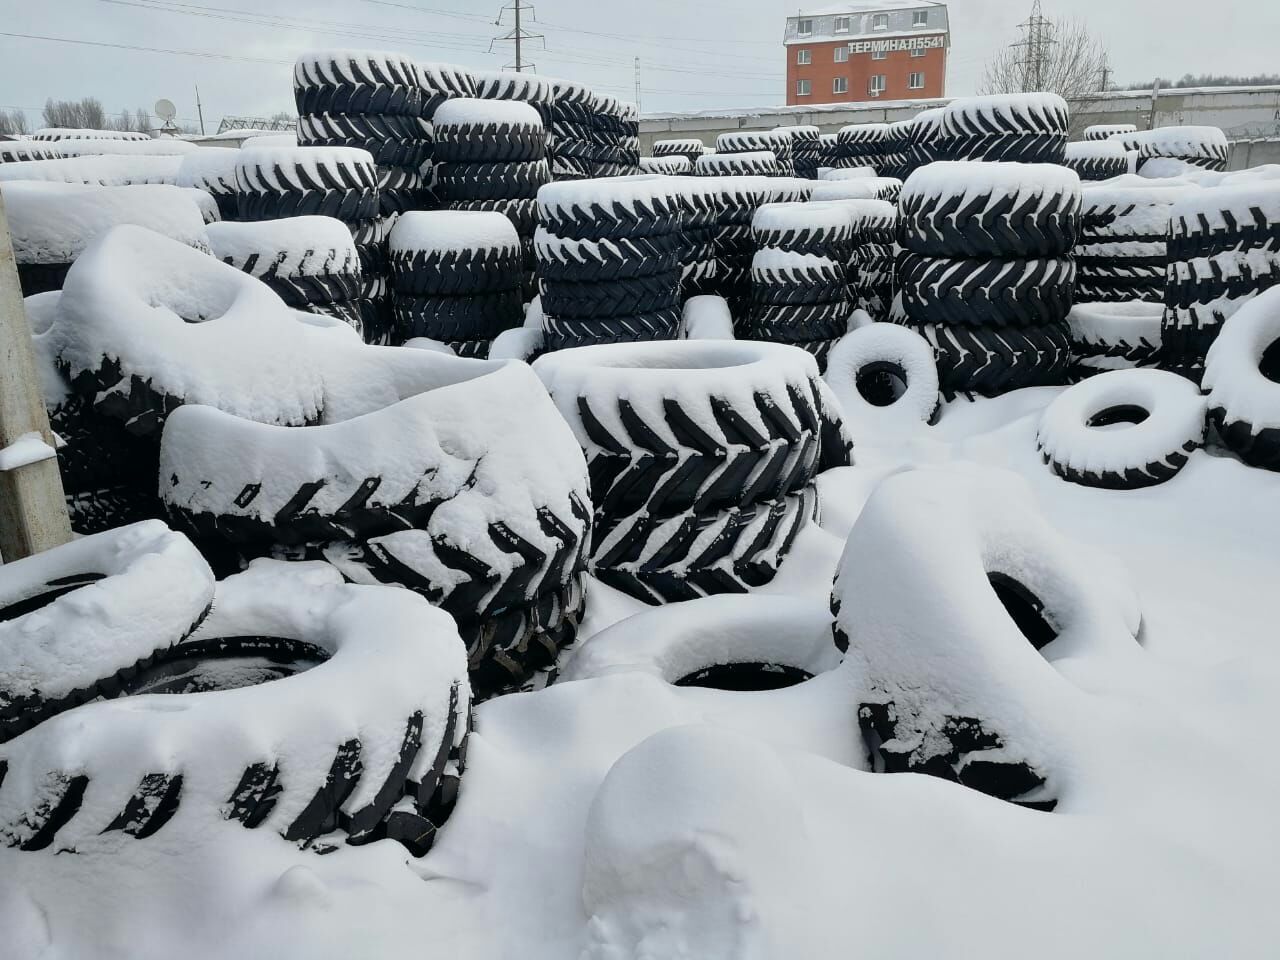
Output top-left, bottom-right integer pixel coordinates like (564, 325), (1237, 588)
(849, 35), (945, 55)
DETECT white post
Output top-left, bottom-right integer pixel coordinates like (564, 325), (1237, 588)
(0, 189), (72, 561)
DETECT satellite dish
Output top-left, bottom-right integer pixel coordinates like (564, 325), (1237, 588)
(154, 99), (177, 122)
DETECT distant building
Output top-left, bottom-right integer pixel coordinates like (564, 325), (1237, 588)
(784, 2), (950, 106)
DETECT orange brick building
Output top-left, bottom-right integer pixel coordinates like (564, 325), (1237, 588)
(785, 2), (950, 107)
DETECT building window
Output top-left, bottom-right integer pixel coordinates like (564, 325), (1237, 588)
(869, 74), (887, 95)
(834, 46), (849, 63)
(797, 18), (812, 36)
(796, 79), (812, 97)
(872, 49), (887, 60)
(833, 77), (848, 94)
(872, 13), (889, 30)
(908, 72), (925, 90)
(796, 49), (811, 65)
(834, 15), (850, 32)
(913, 10), (928, 26)
(911, 47), (926, 58)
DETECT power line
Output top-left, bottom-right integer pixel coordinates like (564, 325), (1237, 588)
(0, 31), (292, 65)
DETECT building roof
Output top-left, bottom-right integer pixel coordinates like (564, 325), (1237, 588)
(794, 1), (942, 14)
(784, 2), (949, 45)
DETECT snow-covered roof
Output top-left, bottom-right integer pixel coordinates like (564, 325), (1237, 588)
(784, 1), (948, 45)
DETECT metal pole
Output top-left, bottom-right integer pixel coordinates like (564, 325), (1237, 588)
(1149, 78), (1162, 130)
(634, 57), (641, 111)
(514, 0), (522, 72)
(0, 190), (72, 561)
(195, 83), (206, 136)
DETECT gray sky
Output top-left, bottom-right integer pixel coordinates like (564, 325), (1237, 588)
(2, 0), (1278, 128)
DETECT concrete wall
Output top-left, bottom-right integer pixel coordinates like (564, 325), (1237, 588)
(638, 85), (1280, 155)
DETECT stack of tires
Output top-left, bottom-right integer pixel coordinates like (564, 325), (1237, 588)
(904, 108), (945, 179)
(705, 176), (808, 319)
(387, 210), (524, 356)
(533, 340), (846, 604)
(716, 129), (794, 176)
(434, 97), (548, 298)
(1085, 123), (1137, 142)
(176, 147), (240, 221)
(1064, 141), (1127, 182)
(1112, 126), (1230, 173)
(293, 50), (438, 223)
(233, 145), (388, 342)
(535, 177), (684, 350)
(672, 177), (721, 297)
(894, 161), (1079, 397)
(208, 217), (371, 338)
(836, 123), (889, 172)
(818, 133), (840, 171)
(746, 201), (852, 367)
(880, 119), (915, 181)
(652, 138), (706, 165)
(545, 82), (640, 182)
(1065, 300), (1164, 380)
(817, 196), (898, 320)
(933, 93), (1069, 165)
(774, 125), (821, 178)
(1077, 179), (1193, 304)
(1162, 182), (1280, 379)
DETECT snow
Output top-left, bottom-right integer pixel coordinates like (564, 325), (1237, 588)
(0, 433), (56, 472)
(817, 165), (876, 179)
(241, 134), (298, 150)
(208, 217), (359, 276)
(1036, 369), (1207, 480)
(235, 146), (376, 195)
(388, 210), (518, 254)
(0, 182), (210, 265)
(1170, 181), (1280, 239)
(0, 142), (61, 163)
(682, 295), (736, 340)
(939, 92), (1069, 135)
(694, 151), (778, 174)
(902, 159), (1080, 203)
(175, 147), (241, 195)
(823, 324), (938, 437)
(1065, 140), (1127, 161)
(293, 49), (417, 88)
(1066, 299), (1163, 349)
(0, 155), (184, 186)
(487, 326), (544, 361)
(753, 200), (852, 237)
(433, 97), (542, 128)
(31, 128), (152, 142)
(637, 155), (691, 175)
(181, 188), (222, 224)
(809, 178), (885, 200)
(1203, 284), (1280, 430)
(51, 139), (199, 158)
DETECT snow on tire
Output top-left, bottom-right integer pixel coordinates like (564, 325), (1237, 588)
(898, 161), (1081, 259)
(897, 252), (1076, 328)
(1037, 369), (1207, 489)
(0, 562), (470, 853)
(1202, 285), (1280, 470)
(207, 216), (363, 306)
(0, 522), (215, 744)
(234, 146), (379, 222)
(1114, 125), (1230, 172)
(1066, 299), (1163, 364)
(1064, 141), (1127, 182)
(823, 323), (939, 427)
(433, 98), (546, 163)
(694, 151), (780, 178)
(387, 210), (521, 296)
(293, 50), (423, 118)
(296, 113), (434, 168)
(1084, 123), (1136, 142)
(934, 93), (1069, 165)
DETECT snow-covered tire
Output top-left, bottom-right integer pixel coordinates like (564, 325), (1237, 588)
(898, 161), (1081, 259)
(434, 160), (550, 201)
(433, 99), (545, 163)
(297, 113), (433, 168)
(542, 308), (684, 351)
(416, 61), (479, 118)
(639, 155), (692, 175)
(651, 138), (704, 162)
(751, 201), (853, 255)
(1117, 126), (1229, 172)
(387, 209), (521, 296)
(1202, 286), (1280, 469)
(1074, 250), (1168, 303)
(694, 152), (780, 177)
(934, 93), (1069, 165)
(537, 176), (680, 242)
(392, 291), (523, 340)
(823, 324), (939, 425)
(293, 50), (423, 117)
(897, 253), (1076, 327)
(534, 228), (682, 282)
(1085, 124), (1137, 142)
(234, 146), (379, 222)
(207, 216), (362, 307)
(744, 304), (850, 342)
(1163, 249), (1280, 355)
(1036, 369), (1206, 488)
(0, 562), (470, 853)
(540, 272), (682, 320)
(448, 197), (538, 236)
(913, 321), (1072, 397)
(0, 521), (215, 744)
(836, 122), (888, 160)
(1064, 141), (1127, 182)
(1168, 182), (1280, 260)
(53, 225), (326, 437)
(716, 130), (792, 158)
(1066, 300), (1162, 363)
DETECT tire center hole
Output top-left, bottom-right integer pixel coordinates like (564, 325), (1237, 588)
(118, 636), (328, 696)
(856, 360), (909, 407)
(1260, 338), (1280, 385)
(1086, 403), (1149, 431)
(0, 574), (107, 623)
(675, 662), (812, 691)
(987, 573), (1058, 651)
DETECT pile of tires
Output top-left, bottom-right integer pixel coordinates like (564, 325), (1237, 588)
(716, 129), (795, 176)
(706, 176), (810, 318)
(31, 128), (152, 142)
(933, 93), (1069, 165)
(233, 145), (391, 342)
(387, 210), (524, 355)
(671, 177), (720, 297)
(0, 141), (61, 164)
(1, 180), (209, 297)
(652, 138), (706, 165)
(818, 132), (840, 171)
(1113, 125), (1229, 173)
(535, 176), (684, 350)
(1084, 123), (1137, 142)
(1064, 141), (1127, 182)
(1065, 300), (1164, 380)
(1077, 178), (1194, 304)
(835, 122), (888, 172)
(546, 81), (641, 181)
(533, 340), (848, 604)
(158, 352), (592, 699)
(880, 119), (914, 181)
(208, 216), (371, 338)
(774, 125), (821, 179)
(1162, 181), (1280, 376)
(293, 50), (443, 223)
(746, 201), (853, 367)
(823, 196), (897, 320)
(0, 527), (473, 856)
(903, 108), (945, 179)
(434, 97), (548, 300)
(894, 161), (1079, 397)
(176, 147), (240, 221)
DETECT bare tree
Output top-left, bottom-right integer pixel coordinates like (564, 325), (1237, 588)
(134, 108), (152, 133)
(979, 15), (1109, 133)
(111, 108), (133, 132)
(42, 97), (108, 130)
(0, 109), (29, 136)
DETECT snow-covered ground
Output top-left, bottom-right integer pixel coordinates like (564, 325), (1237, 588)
(5, 384), (1278, 959)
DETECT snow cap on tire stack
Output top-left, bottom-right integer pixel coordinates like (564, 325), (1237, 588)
(935, 92), (1069, 165)
(652, 138), (706, 164)
(836, 122), (888, 172)
(1111, 126), (1229, 173)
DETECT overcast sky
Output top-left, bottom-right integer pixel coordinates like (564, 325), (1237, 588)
(2, 0), (1278, 129)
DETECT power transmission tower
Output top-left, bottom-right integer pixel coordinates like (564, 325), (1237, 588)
(491, 0), (544, 73)
(634, 58), (642, 111)
(1099, 52), (1111, 93)
(1012, 0), (1056, 92)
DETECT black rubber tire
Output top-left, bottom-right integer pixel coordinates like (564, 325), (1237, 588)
(1065, 154), (1127, 182)
(16, 263), (71, 297)
(393, 290), (524, 341)
(435, 160), (550, 201)
(1168, 186), (1280, 261)
(935, 133), (1067, 165)
(913, 321), (1072, 397)
(237, 188), (378, 223)
(260, 272), (366, 306)
(389, 245), (522, 296)
(898, 253), (1076, 328)
(750, 278), (848, 307)
(434, 123), (546, 164)
(542, 308), (683, 350)
(535, 230), (683, 282)
(538, 201), (681, 243)
(448, 198), (538, 236)
(293, 51), (423, 117)
(297, 114), (433, 168)
(416, 62), (479, 118)
(540, 272), (682, 320)
(743, 307), (849, 343)
(934, 95), (1069, 164)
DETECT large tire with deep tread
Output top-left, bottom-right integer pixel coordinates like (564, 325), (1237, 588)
(897, 252), (1076, 328)
(910, 320), (1072, 397)
(293, 50), (423, 117)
